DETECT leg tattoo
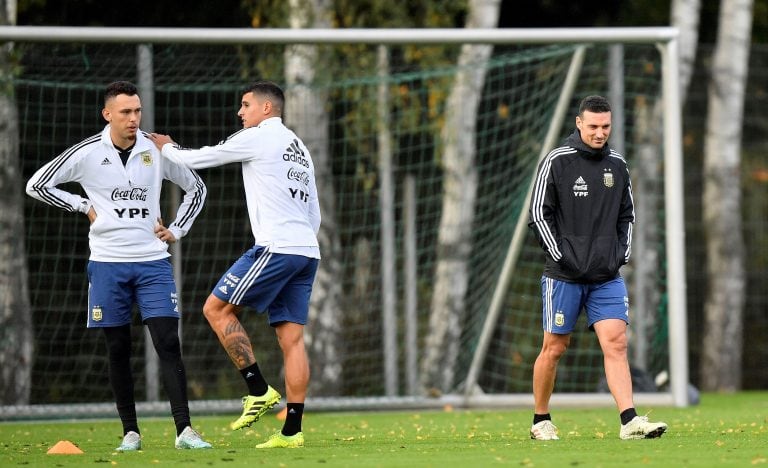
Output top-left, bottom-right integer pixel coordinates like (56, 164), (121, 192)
(222, 318), (255, 369)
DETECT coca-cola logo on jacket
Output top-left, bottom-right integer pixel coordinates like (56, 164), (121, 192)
(287, 168), (310, 186)
(111, 186), (149, 201)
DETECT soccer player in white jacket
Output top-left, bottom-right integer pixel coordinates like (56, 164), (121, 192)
(26, 81), (211, 451)
(149, 80), (320, 449)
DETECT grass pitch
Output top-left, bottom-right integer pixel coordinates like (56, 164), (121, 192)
(1, 391), (766, 467)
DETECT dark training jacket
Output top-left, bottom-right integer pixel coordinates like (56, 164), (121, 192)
(528, 129), (635, 283)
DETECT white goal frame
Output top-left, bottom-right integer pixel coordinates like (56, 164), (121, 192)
(0, 26), (688, 418)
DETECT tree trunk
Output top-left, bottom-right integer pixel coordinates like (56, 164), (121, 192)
(625, 0), (701, 375)
(700, 0), (753, 392)
(671, 0), (702, 103)
(283, 0), (343, 396)
(420, 0), (501, 395)
(627, 95), (663, 371)
(0, 0), (33, 405)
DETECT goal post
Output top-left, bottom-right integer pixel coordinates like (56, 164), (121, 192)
(1, 26), (688, 419)
(463, 37), (689, 408)
(463, 44), (588, 402)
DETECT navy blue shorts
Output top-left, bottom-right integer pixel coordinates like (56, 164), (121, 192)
(87, 259), (179, 328)
(212, 245), (319, 326)
(540, 275), (629, 334)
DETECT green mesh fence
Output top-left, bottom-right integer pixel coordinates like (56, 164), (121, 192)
(16, 41), (667, 405)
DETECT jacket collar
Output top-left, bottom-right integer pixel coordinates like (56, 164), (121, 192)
(565, 129), (611, 159)
(256, 116), (283, 129)
(100, 125), (154, 152)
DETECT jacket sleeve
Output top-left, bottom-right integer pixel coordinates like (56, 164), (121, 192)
(25, 149), (91, 214)
(617, 164), (635, 264)
(308, 174), (321, 235)
(528, 154), (562, 262)
(160, 130), (254, 169)
(162, 159), (207, 240)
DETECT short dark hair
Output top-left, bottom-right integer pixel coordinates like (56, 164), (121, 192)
(242, 80), (285, 115)
(578, 95), (611, 116)
(104, 81), (138, 104)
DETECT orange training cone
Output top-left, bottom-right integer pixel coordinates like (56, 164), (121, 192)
(47, 440), (84, 454)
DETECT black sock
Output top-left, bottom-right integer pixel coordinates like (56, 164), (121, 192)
(620, 408), (638, 425)
(281, 403), (305, 436)
(146, 317), (191, 437)
(240, 363), (268, 396)
(533, 413), (551, 425)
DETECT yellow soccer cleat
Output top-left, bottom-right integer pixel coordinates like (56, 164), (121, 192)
(256, 431), (304, 449)
(230, 386), (282, 430)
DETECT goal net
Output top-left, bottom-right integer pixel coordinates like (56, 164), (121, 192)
(3, 28), (686, 418)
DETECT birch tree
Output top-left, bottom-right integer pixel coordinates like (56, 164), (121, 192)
(628, 0), (701, 373)
(0, 0), (33, 405)
(283, 0), (344, 396)
(420, 0), (501, 394)
(701, 0), (753, 392)
(672, 0), (702, 102)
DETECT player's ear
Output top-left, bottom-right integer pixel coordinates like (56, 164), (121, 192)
(102, 107), (111, 122)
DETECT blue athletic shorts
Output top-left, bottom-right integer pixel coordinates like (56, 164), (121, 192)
(212, 245), (319, 326)
(87, 259), (179, 328)
(540, 275), (629, 334)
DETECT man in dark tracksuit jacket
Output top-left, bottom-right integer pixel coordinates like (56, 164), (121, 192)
(527, 95), (667, 441)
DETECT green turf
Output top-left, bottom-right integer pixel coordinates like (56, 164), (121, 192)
(1, 392), (766, 467)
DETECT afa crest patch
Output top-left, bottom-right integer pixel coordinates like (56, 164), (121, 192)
(92, 306), (103, 322)
(555, 312), (565, 327)
(141, 151), (153, 166)
(603, 172), (614, 187)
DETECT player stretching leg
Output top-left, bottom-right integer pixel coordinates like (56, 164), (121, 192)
(149, 81), (320, 449)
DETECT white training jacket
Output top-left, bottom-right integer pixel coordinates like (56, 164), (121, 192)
(160, 117), (320, 259)
(26, 125), (206, 262)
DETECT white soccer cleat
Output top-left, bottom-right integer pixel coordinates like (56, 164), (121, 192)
(619, 415), (667, 440)
(116, 431), (142, 451)
(175, 426), (213, 449)
(530, 420), (560, 440)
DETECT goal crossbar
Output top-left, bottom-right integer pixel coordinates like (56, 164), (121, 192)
(0, 26), (677, 45)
